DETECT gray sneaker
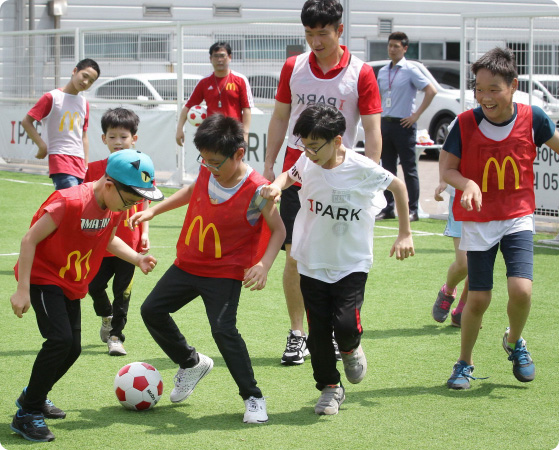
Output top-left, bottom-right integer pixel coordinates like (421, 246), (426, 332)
(432, 285), (456, 323)
(100, 316), (112, 343)
(315, 385), (345, 415)
(107, 336), (127, 356)
(170, 353), (214, 403)
(341, 344), (367, 384)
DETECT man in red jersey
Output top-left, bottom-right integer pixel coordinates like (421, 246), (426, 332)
(176, 41), (254, 144)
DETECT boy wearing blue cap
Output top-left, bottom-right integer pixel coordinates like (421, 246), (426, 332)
(10, 150), (163, 442)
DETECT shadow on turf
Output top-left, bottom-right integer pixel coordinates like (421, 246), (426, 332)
(363, 324), (459, 340)
(352, 382), (528, 406)
(53, 403), (324, 434)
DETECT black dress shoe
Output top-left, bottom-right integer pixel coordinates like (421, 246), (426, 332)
(376, 210), (396, 220)
(409, 211), (419, 222)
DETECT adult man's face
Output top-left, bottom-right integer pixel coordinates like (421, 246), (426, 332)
(387, 39), (407, 64)
(304, 23), (343, 63)
(210, 48), (231, 75)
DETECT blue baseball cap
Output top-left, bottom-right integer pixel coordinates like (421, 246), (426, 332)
(106, 150), (164, 201)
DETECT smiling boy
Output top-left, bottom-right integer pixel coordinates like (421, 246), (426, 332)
(441, 48), (559, 389)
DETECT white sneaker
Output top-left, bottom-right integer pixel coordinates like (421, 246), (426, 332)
(243, 396), (268, 424)
(170, 353), (213, 403)
(340, 344), (367, 384)
(100, 316), (112, 343)
(107, 336), (127, 356)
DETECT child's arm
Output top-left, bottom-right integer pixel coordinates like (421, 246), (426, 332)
(21, 114), (48, 160)
(82, 130), (90, 167)
(175, 105), (190, 146)
(128, 183), (194, 230)
(434, 149), (448, 202)
(242, 200), (286, 291)
(11, 213), (58, 318)
(139, 199), (150, 254)
(260, 171), (296, 203)
(545, 130), (559, 153)
(442, 151), (482, 212)
(106, 234), (157, 275)
(386, 177), (415, 260)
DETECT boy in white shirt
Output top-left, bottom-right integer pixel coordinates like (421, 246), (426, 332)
(261, 103), (414, 415)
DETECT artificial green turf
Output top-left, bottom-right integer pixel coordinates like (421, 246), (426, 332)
(1, 171), (558, 450)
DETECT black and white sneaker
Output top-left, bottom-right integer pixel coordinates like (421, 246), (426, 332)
(16, 387), (66, 419)
(11, 409), (55, 442)
(281, 330), (309, 365)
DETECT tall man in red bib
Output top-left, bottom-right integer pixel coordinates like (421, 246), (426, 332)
(263, 0), (382, 366)
(176, 42), (254, 144)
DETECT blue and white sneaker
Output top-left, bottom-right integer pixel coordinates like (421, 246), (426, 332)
(447, 360), (487, 389)
(502, 327), (535, 382)
(11, 409), (55, 442)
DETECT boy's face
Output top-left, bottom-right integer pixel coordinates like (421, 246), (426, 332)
(210, 48), (231, 74)
(102, 127), (138, 153)
(104, 181), (143, 212)
(474, 68), (517, 124)
(71, 67), (99, 93)
(299, 135), (341, 168)
(198, 148), (243, 187)
(304, 23), (342, 63)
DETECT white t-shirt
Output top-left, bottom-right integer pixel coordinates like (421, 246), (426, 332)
(288, 149), (393, 283)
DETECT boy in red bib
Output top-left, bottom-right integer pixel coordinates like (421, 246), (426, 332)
(442, 48), (559, 389)
(130, 114), (285, 424)
(10, 150), (163, 442)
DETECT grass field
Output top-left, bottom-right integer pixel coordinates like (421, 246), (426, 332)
(1, 170), (558, 450)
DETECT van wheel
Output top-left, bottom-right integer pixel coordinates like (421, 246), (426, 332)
(432, 116), (454, 145)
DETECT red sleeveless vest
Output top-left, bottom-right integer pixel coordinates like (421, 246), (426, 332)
(15, 184), (122, 300)
(174, 167), (271, 280)
(453, 104), (536, 222)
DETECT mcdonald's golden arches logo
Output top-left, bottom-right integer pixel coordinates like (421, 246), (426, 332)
(226, 82), (236, 91)
(59, 112), (81, 132)
(482, 156), (520, 192)
(185, 215), (222, 258)
(59, 249), (92, 281)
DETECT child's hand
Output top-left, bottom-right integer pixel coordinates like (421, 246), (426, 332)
(11, 289), (31, 318)
(140, 234), (150, 254)
(129, 210), (154, 230)
(460, 180), (482, 212)
(137, 254), (157, 274)
(176, 130), (185, 147)
(243, 262), (268, 291)
(434, 182), (447, 202)
(260, 184), (282, 203)
(35, 144), (47, 160)
(389, 235), (415, 260)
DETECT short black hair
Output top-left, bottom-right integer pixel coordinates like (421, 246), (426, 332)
(293, 103), (346, 142)
(76, 58), (101, 77)
(471, 47), (518, 85)
(101, 108), (140, 135)
(193, 114), (246, 157)
(388, 31), (409, 48)
(301, 0), (343, 29)
(209, 41), (232, 56)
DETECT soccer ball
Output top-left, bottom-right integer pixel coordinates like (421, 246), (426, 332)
(187, 105), (207, 127)
(114, 362), (163, 411)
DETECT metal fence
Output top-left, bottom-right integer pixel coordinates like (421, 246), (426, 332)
(461, 12), (559, 217)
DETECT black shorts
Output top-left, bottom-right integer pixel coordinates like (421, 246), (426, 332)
(279, 184), (301, 247)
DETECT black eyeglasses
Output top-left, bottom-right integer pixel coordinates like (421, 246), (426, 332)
(113, 181), (143, 208)
(197, 154), (228, 171)
(295, 138), (330, 156)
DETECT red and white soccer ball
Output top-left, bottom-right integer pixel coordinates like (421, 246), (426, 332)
(188, 105), (207, 127)
(114, 362), (163, 411)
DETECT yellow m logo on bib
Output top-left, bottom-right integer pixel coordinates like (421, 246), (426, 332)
(482, 156), (520, 192)
(185, 216), (222, 258)
(59, 249), (92, 281)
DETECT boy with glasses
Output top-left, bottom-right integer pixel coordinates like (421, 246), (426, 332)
(261, 103), (414, 415)
(10, 150), (163, 442)
(84, 108), (152, 356)
(129, 114), (285, 424)
(176, 41), (254, 144)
